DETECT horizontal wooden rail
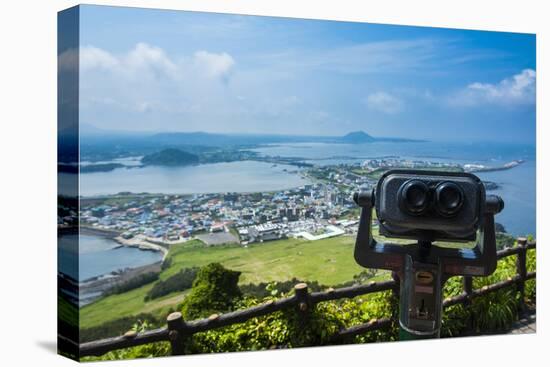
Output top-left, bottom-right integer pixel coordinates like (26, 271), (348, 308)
(187, 296), (297, 333)
(496, 241), (535, 259)
(333, 318), (393, 340)
(80, 328), (169, 357)
(79, 239), (536, 358)
(309, 279), (397, 303)
(442, 272), (536, 307)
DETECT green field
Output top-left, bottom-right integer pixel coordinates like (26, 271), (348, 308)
(80, 230), (478, 329)
(80, 235), (368, 328)
(163, 236), (365, 283)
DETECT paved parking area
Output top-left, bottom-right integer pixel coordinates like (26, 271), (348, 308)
(508, 312), (536, 334)
(196, 232), (239, 246)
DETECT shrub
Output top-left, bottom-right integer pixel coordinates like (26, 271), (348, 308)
(185, 297), (290, 353)
(80, 313), (159, 343)
(105, 272), (159, 296)
(496, 232), (516, 249)
(525, 248), (536, 301)
(441, 276), (471, 337)
(181, 263), (242, 319)
(81, 342), (171, 362)
(470, 254), (520, 332)
(343, 290), (398, 344)
(145, 267), (198, 301)
(240, 278), (325, 299)
(185, 289), (396, 354)
(161, 256), (172, 270)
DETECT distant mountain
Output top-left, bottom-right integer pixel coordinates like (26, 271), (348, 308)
(141, 148), (199, 166)
(340, 131), (376, 143)
(79, 130), (425, 162)
(150, 132), (331, 146)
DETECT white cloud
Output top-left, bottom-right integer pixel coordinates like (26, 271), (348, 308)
(365, 92), (403, 114)
(79, 43), (238, 120)
(80, 46), (119, 71)
(124, 43), (177, 76)
(79, 43), (235, 82)
(193, 51), (235, 80)
(451, 69), (536, 106)
(58, 48), (79, 72)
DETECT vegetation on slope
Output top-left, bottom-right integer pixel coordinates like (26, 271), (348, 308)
(80, 236), (369, 328)
(82, 244), (535, 361)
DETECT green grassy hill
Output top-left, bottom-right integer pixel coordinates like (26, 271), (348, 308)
(80, 235), (368, 328)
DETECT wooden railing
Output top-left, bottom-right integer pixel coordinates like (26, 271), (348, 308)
(79, 238), (536, 357)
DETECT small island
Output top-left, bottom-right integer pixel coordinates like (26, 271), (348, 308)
(80, 163), (125, 173)
(141, 148), (199, 167)
(340, 131), (376, 143)
(338, 130), (425, 144)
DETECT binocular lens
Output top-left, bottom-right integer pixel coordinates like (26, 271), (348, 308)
(398, 180), (465, 217)
(435, 182), (464, 216)
(400, 180), (429, 215)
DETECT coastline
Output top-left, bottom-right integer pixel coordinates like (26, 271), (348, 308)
(466, 159), (525, 173)
(112, 234), (169, 260)
(80, 261), (162, 307)
(80, 225), (169, 260)
(79, 226), (169, 306)
(80, 225), (120, 239)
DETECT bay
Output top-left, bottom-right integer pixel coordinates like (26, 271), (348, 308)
(79, 161), (309, 197)
(58, 234), (163, 282)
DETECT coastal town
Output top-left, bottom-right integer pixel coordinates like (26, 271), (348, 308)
(80, 181), (359, 249)
(75, 158), (517, 249)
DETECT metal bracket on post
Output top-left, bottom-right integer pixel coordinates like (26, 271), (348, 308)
(354, 190), (408, 272)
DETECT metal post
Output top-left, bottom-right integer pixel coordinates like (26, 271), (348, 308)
(398, 249), (442, 340)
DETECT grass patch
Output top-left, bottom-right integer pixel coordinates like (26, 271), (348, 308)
(163, 236), (364, 285)
(81, 236), (364, 328)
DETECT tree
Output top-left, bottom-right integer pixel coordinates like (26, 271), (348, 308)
(181, 263), (242, 319)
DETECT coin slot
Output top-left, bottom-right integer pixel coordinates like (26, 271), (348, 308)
(416, 271), (434, 284)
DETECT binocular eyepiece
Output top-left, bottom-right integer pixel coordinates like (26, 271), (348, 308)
(353, 170), (504, 242)
(398, 180), (464, 217)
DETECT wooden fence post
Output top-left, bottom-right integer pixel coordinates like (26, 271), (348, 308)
(390, 271), (400, 298)
(463, 276), (474, 331)
(294, 283), (309, 320)
(516, 237), (528, 312)
(167, 312), (186, 356)
(293, 283), (310, 345)
(391, 271), (400, 323)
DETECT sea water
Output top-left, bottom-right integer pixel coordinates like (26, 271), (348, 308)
(58, 234), (163, 282)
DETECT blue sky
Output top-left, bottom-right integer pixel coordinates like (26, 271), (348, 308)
(73, 5), (536, 143)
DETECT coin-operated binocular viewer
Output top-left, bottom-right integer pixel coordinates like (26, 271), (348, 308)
(353, 170), (504, 340)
